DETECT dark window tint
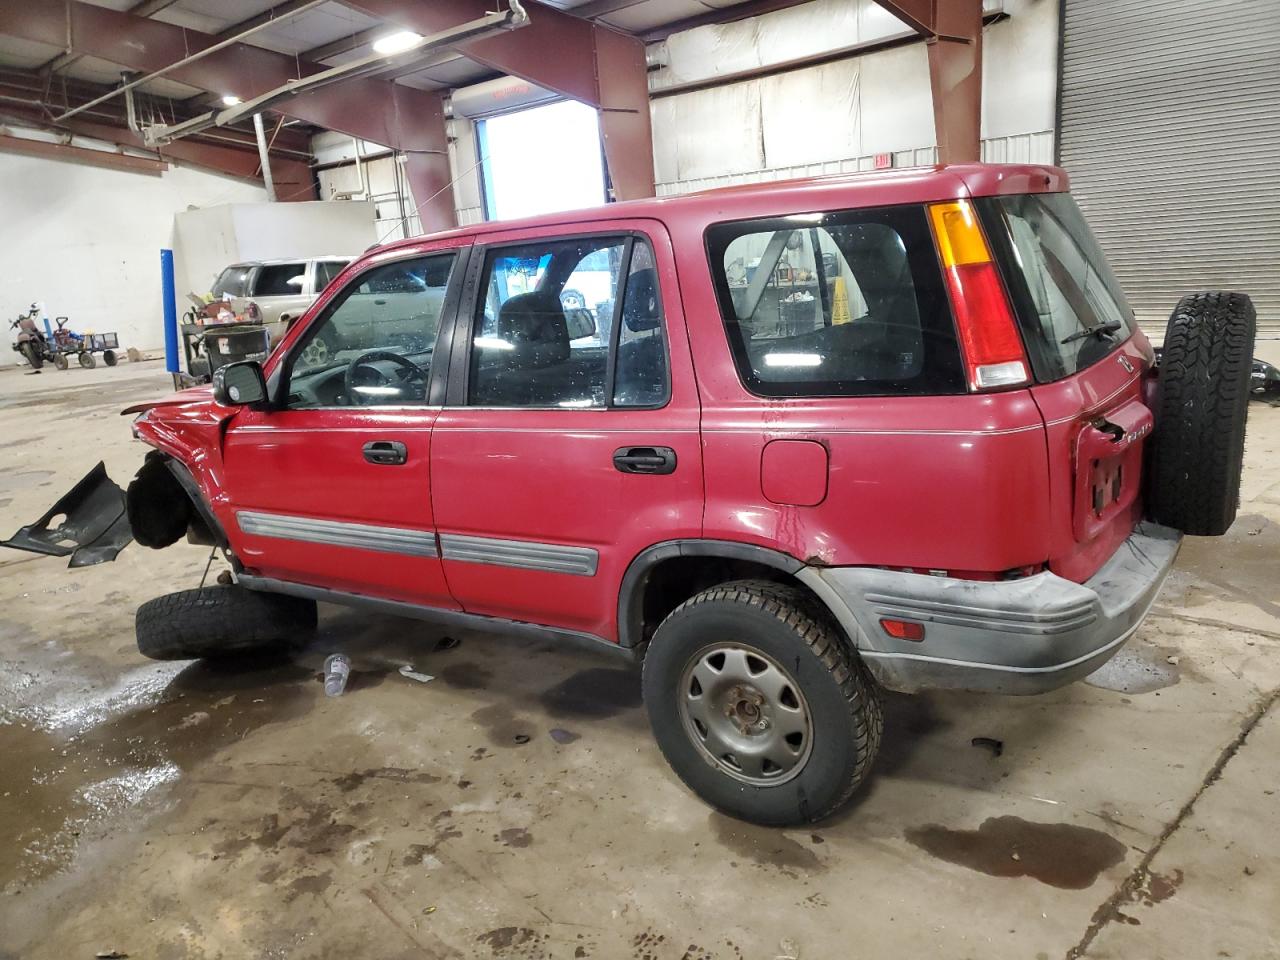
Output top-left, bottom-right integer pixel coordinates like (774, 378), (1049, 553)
(469, 237), (625, 407)
(211, 264), (253, 298)
(253, 263), (307, 297)
(285, 254), (455, 408)
(706, 206), (964, 397)
(316, 261), (347, 290)
(981, 193), (1135, 381)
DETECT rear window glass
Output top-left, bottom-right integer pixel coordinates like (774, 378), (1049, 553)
(211, 265), (253, 298)
(253, 263), (308, 297)
(981, 193), (1135, 381)
(706, 206), (964, 397)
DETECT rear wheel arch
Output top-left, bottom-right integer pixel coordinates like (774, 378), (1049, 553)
(619, 540), (848, 650)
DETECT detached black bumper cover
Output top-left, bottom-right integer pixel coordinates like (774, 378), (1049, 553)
(1, 462), (133, 567)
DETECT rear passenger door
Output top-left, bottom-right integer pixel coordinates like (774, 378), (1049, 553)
(430, 222), (703, 643)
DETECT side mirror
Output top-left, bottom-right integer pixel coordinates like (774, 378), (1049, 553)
(566, 307), (597, 340)
(213, 361), (268, 407)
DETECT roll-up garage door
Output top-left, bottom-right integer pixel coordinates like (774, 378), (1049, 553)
(1059, 0), (1280, 336)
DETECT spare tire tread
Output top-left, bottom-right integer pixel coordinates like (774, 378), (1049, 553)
(1151, 291), (1255, 536)
(136, 585), (317, 660)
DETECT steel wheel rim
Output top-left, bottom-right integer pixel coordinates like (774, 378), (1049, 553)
(300, 338), (329, 367)
(678, 642), (813, 786)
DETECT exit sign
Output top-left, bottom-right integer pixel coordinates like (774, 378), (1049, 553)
(873, 153), (893, 170)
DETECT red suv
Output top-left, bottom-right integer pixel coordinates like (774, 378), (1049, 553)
(6, 164), (1255, 826)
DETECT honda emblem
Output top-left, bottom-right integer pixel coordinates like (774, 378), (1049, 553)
(1117, 355), (1135, 374)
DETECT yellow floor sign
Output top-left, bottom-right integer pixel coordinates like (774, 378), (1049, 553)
(832, 276), (852, 324)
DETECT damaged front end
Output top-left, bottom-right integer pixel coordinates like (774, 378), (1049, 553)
(3, 453), (224, 568)
(1, 462), (134, 567)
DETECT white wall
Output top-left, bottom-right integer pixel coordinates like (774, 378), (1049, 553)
(649, 0), (1059, 193)
(0, 151), (266, 363)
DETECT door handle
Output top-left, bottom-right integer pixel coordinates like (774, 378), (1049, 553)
(613, 446), (676, 475)
(363, 440), (407, 465)
(373, 298), (387, 306)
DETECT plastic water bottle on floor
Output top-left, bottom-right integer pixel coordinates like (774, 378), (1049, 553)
(323, 653), (351, 697)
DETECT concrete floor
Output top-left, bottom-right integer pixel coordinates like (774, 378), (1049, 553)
(1, 359), (1278, 960)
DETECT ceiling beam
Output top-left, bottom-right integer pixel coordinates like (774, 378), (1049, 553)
(639, 0), (817, 41)
(0, 130), (167, 176)
(40, 0), (183, 77)
(339, 0), (655, 199)
(0, 0), (459, 224)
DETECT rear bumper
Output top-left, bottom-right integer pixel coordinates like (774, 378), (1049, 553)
(800, 522), (1181, 694)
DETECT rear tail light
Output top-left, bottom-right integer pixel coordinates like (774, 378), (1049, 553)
(928, 200), (1029, 392)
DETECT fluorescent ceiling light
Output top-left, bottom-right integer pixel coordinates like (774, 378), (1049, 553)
(373, 31), (423, 55)
(764, 352), (822, 367)
(221, 95), (242, 106)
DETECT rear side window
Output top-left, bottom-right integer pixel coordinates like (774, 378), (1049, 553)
(253, 263), (307, 297)
(980, 193), (1135, 381)
(316, 260), (347, 290)
(706, 206), (963, 397)
(211, 265), (253, 298)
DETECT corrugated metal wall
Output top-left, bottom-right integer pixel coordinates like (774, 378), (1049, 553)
(1059, 0), (1280, 335)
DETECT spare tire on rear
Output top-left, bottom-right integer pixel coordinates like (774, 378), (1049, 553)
(136, 585), (317, 660)
(1149, 292), (1256, 536)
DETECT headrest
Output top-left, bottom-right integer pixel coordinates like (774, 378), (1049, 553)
(496, 291), (570, 367)
(623, 268), (661, 332)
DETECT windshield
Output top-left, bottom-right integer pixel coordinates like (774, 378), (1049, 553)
(211, 265), (254, 299)
(706, 205), (964, 397)
(981, 193), (1135, 381)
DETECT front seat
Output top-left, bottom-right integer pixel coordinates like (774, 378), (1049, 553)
(474, 291), (571, 405)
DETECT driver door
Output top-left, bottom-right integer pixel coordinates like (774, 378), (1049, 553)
(220, 244), (467, 608)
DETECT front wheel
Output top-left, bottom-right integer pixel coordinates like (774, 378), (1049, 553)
(642, 579), (882, 826)
(20, 342), (42, 369)
(53, 352), (69, 370)
(78, 351), (96, 369)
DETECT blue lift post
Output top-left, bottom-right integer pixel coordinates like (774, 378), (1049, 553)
(160, 249), (180, 386)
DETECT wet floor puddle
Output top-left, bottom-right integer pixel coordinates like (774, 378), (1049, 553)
(905, 815), (1126, 889)
(0, 653), (315, 890)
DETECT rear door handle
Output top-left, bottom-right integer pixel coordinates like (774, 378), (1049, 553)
(363, 440), (407, 465)
(613, 446), (676, 475)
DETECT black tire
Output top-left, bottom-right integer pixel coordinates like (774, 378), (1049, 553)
(136, 586), (317, 661)
(103, 349), (118, 367)
(642, 579), (882, 826)
(78, 351), (96, 369)
(20, 342), (42, 370)
(53, 352), (69, 370)
(1150, 292), (1256, 536)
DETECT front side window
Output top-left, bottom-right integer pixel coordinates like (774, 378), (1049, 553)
(706, 206), (963, 397)
(285, 253), (455, 408)
(254, 263), (307, 297)
(981, 193), (1135, 381)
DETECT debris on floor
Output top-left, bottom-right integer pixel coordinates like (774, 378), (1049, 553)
(323, 653), (351, 697)
(971, 736), (1004, 757)
(398, 664), (435, 684)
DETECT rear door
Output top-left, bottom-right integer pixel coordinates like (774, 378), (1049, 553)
(429, 220), (702, 643)
(979, 192), (1152, 583)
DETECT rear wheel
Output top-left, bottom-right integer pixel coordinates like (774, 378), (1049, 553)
(1150, 292), (1256, 536)
(642, 579), (881, 826)
(299, 330), (336, 368)
(20, 342), (42, 369)
(103, 349), (118, 366)
(136, 586), (317, 661)
(78, 351), (96, 369)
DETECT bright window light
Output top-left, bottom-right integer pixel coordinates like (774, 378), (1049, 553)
(473, 336), (515, 351)
(373, 31), (423, 55)
(221, 95), (242, 106)
(764, 353), (823, 367)
(479, 100), (607, 220)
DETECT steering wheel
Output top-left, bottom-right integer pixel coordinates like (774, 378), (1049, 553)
(343, 351), (427, 405)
